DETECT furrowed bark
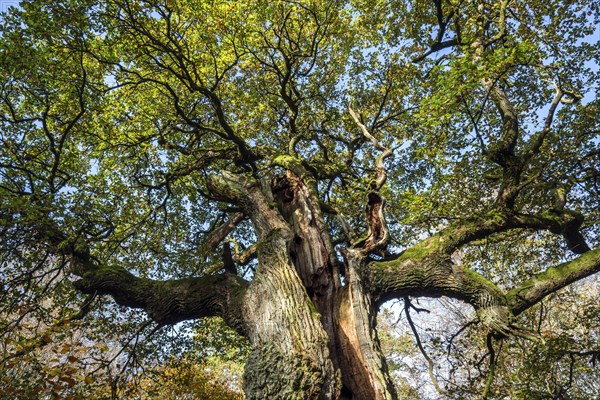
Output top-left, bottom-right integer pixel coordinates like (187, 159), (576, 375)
(208, 171), (338, 399)
(272, 155), (342, 286)
(273, 170), (340, 342)
(73, 267), (248, 328)
(270, 165), (397, 399)
(241, 229), (337, 399)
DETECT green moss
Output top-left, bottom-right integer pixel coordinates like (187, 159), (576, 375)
(396, 235), (442, 262)
(273, 154), (300, 167)
(463, 268), (505, 299)
(507, 248), (600, 308)
(306, 300), (320, 317)
(272, 154), (315, 183)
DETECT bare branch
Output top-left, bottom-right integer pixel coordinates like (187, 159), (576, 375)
(524, 81), (564, 160)
(404, 297), (448, 396)
(348, 107), (394, 253)
(411, 39), (459, 63)
(411, 0), (459, 63)
(348, 106), (393, 190)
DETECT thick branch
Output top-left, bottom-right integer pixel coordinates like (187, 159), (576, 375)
(207, 171), (290, 240)
(369, 254), (513, 335)
(467, 4), (524, 207)
(370, 255), (505, 309)
(414, 208), (590, 257)
(73, 266), (248, 329)
(507, 247), (600, 315)
(352, 191), (389, 253)
(21, 201), (250, 331)
(510, 210), (590, 254)
(481, 79), (520, 171)
(368, 203), (593, 330)
(203, 212), (245, 252)
(369, 213), (597, 332)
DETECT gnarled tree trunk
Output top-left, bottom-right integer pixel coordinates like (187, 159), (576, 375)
(269, 171), (396, 399)
(208, 170), (397, 399)
(66, 164), (600, 399)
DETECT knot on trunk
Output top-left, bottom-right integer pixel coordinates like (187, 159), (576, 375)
(477, 304), (540, 341)
(477, 304), (513, 337)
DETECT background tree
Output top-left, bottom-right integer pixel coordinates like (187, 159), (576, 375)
(1, 0), (598, 399)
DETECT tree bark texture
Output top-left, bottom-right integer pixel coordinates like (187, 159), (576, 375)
(272, 171), (396, 399)
(66, 168), (600, 399)
(205, 170), (398, 399)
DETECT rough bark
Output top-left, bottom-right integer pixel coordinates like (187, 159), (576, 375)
(369, 250), (513, 335)
(74, 266), (248, 328)
(208, 171), (338, 399)
(507, 247), (600, 315)
(369, 222), (599, 334)
(240, 228), (337, 399)
(40, 168), (596, 400)
(272, 169), (397, 399)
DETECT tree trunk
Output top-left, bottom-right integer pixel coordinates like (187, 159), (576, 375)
(334, 250), (397, 400)
(238, 171), (396, 399)
(240, 226), (338, 399)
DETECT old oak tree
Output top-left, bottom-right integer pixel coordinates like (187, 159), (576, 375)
(1, 0), (599, 398)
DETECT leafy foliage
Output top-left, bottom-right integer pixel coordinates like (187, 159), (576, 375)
(0, 0), (599, 398)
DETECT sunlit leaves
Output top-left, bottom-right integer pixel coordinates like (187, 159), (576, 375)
(0, 0), (599, 397)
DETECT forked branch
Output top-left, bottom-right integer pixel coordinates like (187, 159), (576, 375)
(348, 106), (393, 190)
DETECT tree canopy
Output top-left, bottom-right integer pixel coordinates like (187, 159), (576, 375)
(1, 0), (599, 398)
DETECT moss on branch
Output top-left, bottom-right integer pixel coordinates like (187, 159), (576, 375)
(369, 250), (514, 335)
(507, 247), (600, 315)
